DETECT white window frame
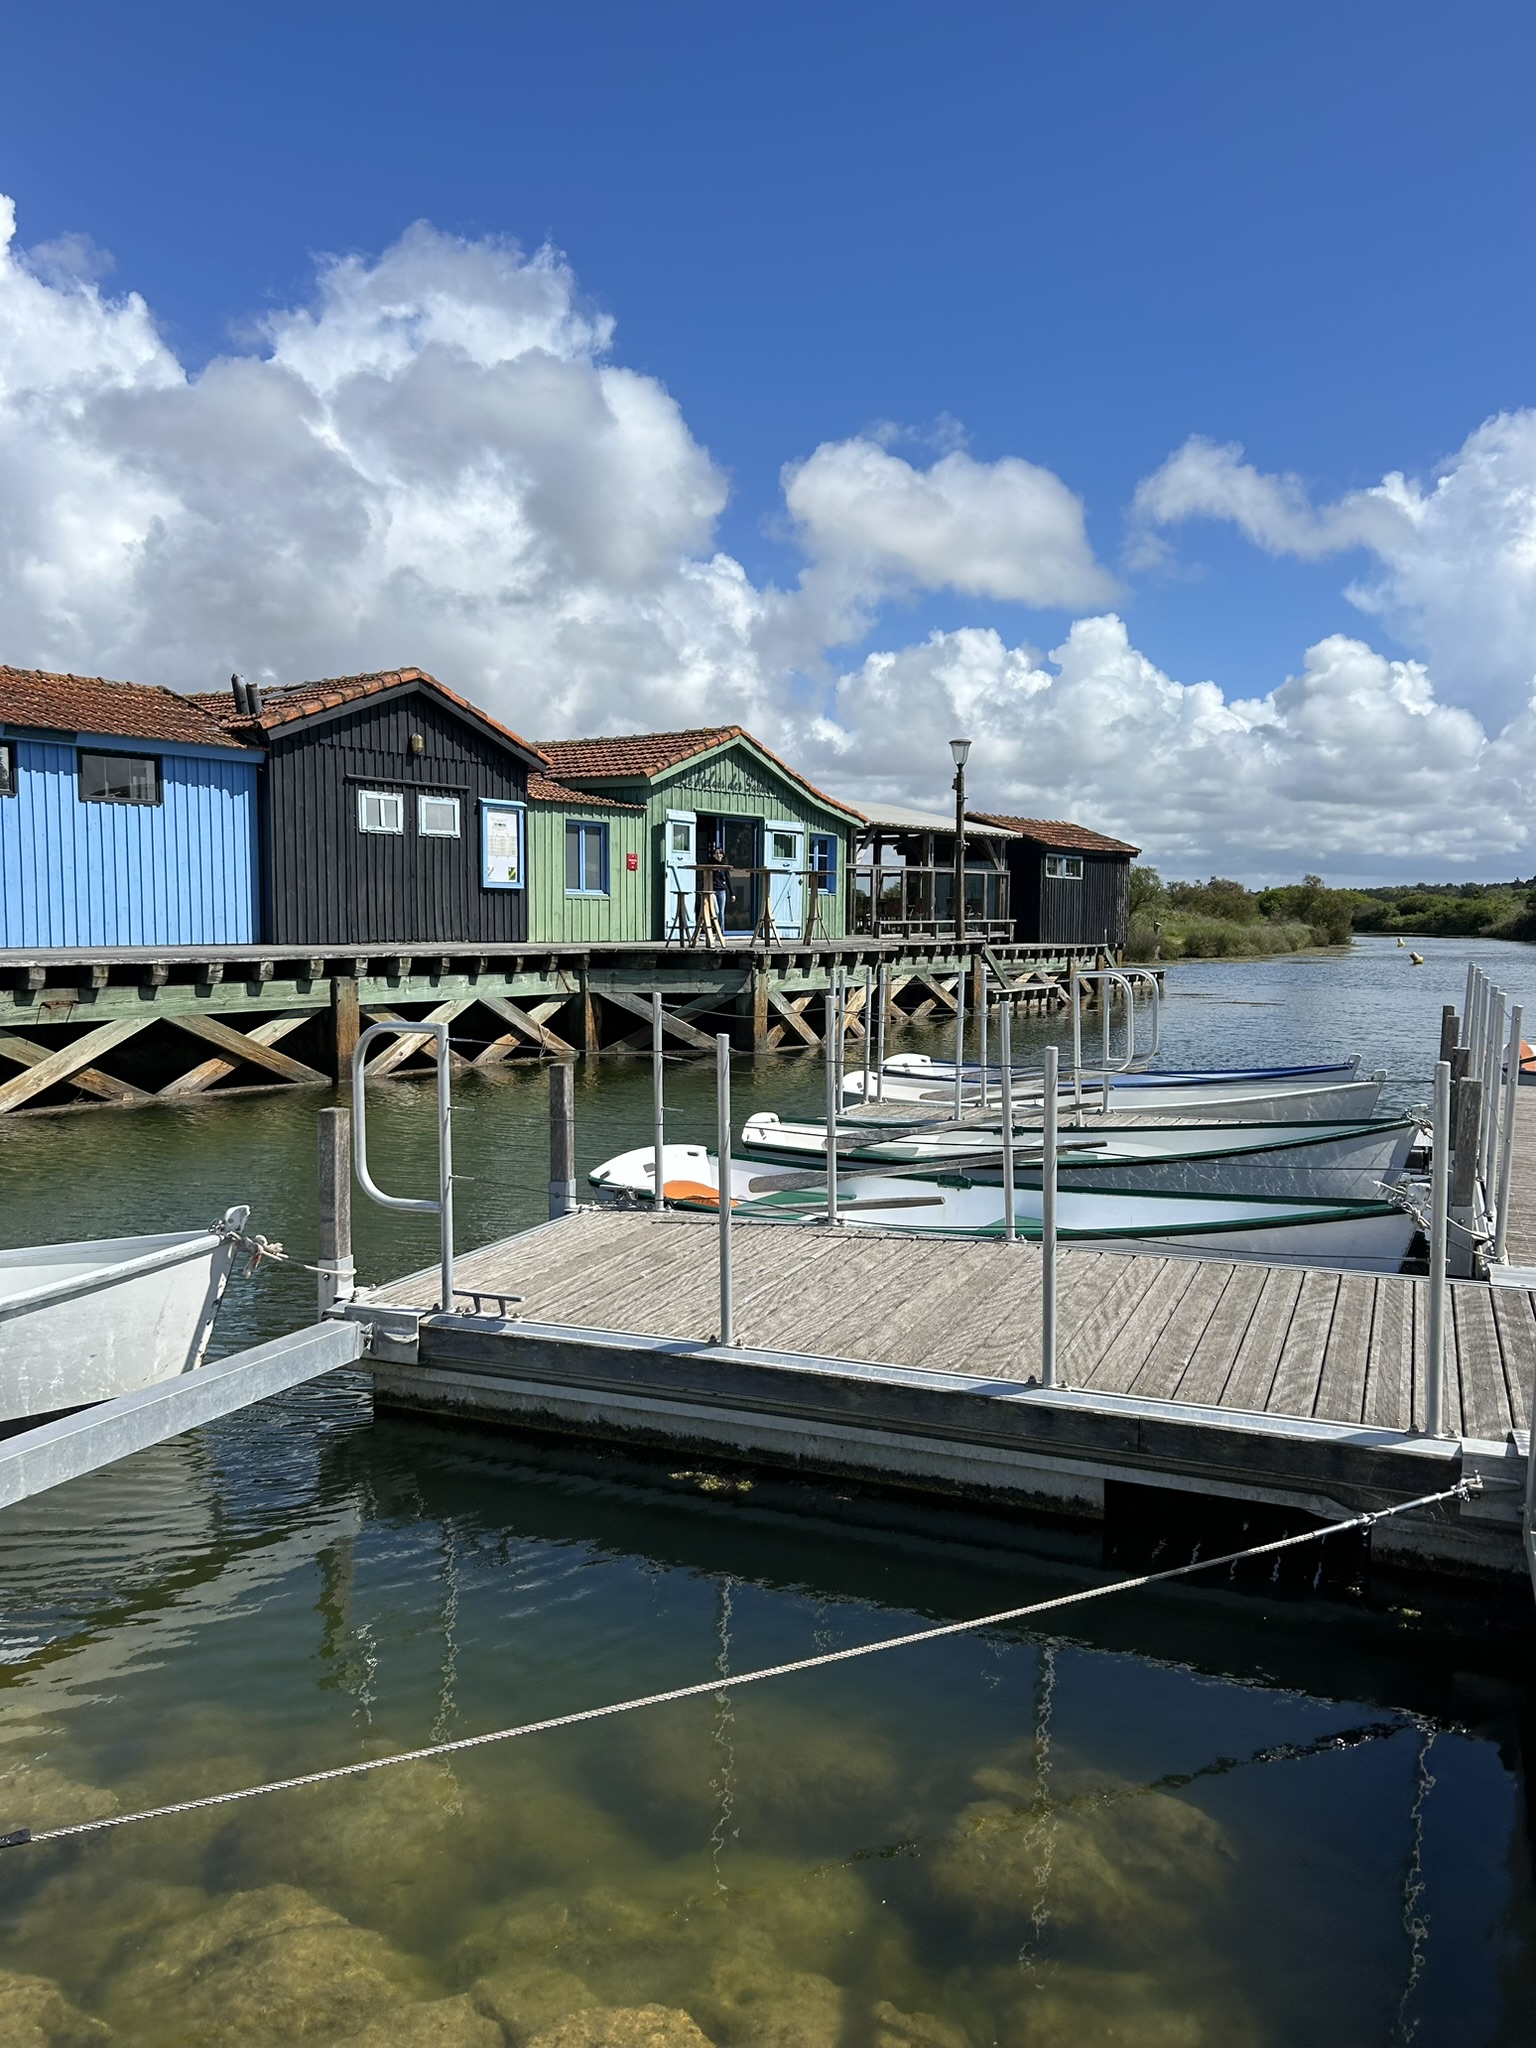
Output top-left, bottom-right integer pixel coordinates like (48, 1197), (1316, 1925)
(565, 817), (610, 896)
(1045, 853), (1084, 881)
(417, 793), (461, 839)
(357, 788), (405, 835)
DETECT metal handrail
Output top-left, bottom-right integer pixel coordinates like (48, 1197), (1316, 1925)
(1070, 969), (1137, 1115)
(352, 1020), (454, 1312)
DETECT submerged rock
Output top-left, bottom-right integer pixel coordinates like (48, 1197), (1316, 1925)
(689, 1944), (842, 2048)
(470, 1963), (597, 2044)
(0, 1759), (116, 1831)
(99, 1882), (425, 2046)
(871, 2002), (970, 2048)
(0, 1968), (112, 2048)
(994, 1965), (1262, 2047)
(931, 1782), (1232, 1952)
(524, 2008), (714, 2048)
(325, 1994), (502, 2047)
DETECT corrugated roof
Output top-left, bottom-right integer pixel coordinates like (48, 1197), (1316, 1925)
(0, 665), (255, 750)
(537, 726), (864, 821)
(527, 774), (642, 809)
(969, 814), (1141, 855)
(192, 667), (542, 764)
(839, 799), (1020, 838)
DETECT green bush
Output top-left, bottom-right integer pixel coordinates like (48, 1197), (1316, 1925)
(1126, 911), (1319, 961)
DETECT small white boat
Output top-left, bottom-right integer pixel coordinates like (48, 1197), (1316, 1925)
(588, 1148), (1416, 1270)
(740, 1113), (1418, 1200)
(0, 1207), (249, 1426)
(844, 1062), (1387, 1121)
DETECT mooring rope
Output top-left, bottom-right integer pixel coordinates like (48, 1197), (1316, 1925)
(1, 1480), (1471, 1852)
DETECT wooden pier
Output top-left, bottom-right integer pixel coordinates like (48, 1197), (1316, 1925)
(363, 1203), (1535, 1582)
(0, 937), (1093, 1115)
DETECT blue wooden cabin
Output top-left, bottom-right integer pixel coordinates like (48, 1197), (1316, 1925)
(0, 667), (262, 948)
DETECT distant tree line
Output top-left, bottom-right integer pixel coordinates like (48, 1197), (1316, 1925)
(1125, 870), (1536, 959)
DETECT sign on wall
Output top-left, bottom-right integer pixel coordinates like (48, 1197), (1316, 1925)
(481, 801), (525, 889)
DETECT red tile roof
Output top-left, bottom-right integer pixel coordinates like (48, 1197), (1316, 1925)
(0, 665), (254, 750)
(536, 727), (742, 779)
(527, 774), (641, 809)
(537, 726), (864, 821)
(970, 814), (1142, 856)
(191, 667), (542, 764)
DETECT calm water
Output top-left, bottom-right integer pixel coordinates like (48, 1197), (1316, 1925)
(2, 935), (1535, 2046)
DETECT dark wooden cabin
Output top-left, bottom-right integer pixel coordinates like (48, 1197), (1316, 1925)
(196, 669), (544, 945)
(968, 815), (1140, 953)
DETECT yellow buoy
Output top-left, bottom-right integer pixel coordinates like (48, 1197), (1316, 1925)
(1410, 953), (1425, 966)
(1397, 937), (1406, 946)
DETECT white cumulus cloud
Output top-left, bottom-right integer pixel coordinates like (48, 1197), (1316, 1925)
(1132, 417), (1536, 730)
(0, 189), (1532, 879)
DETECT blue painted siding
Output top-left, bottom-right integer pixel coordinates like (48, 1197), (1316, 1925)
(0, 738), (260, 946)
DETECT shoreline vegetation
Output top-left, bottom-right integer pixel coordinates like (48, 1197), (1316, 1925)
(1126, 870), (1536, 962)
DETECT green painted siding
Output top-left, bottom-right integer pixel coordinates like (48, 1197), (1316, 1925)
(548, 739), (854, 940)
(525, 800), (650, 944)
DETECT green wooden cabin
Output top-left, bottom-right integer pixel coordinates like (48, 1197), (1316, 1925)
(536, 726), (860, 941)
(524, 772), (649, 944)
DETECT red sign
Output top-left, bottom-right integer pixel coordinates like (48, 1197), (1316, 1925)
(625, 851), (639, 872)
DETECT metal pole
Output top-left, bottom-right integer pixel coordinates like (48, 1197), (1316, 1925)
(1041, 1042), (1059, 1387)
(716, 1033), (734, 1343)
(1071, 973), (1083, 1121)
(351, 1019), (455, 1312)
(1494, 1004), (1525, 1265)
(954, 759), (967, 944)
(861, 965), (873, 1104)
(978, 961), (989, 1110)
(548, 1061), (576, 1220)
(1101, 970), (1112, 1115)
(1000, 999), (1016, 1241)
(651, 990), (666, 1209)
(953, 959), (966, 1120)
(1427, 1058), (1450, 1437)
(1464, 963), (1480, 1060)
(1481, 989), (1505, 1196)
(876, 961), (888, 1101)
(316, 1106), (354, 1316)
(825, 978), (841, 1226)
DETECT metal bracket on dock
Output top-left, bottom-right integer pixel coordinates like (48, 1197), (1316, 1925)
(325, 1298), (423, 1365)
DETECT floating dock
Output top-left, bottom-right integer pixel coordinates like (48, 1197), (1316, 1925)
(364, 1179), (1536, 1580)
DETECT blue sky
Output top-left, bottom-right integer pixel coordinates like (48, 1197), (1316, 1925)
(2, 2), (1534, 876)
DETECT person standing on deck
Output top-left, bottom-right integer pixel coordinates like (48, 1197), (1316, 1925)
(708, 839), (730, 934)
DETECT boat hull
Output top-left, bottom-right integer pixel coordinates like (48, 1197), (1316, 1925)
(0, 1209), (247, 1424)
(844, 1070), (1387, 1120)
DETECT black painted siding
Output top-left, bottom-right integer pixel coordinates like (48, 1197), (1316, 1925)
(263, 686), (530, 945)
(1007, 847), (1129, 949)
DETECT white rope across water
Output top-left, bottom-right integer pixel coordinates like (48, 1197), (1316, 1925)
(1, 1481), (1472, 1852)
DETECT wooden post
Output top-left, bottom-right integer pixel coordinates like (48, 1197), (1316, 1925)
(751, 960), (769, 1053)
(548, 1062), (576, 1218)
(1439, 1006), (1460, 1066)
(317, 1106), (354, 1315)
(331, 974), (360, 1085)
(578, 962), (599, 1058)
(1449, 1073), (1483, 1278)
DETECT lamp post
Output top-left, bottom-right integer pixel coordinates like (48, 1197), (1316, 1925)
(950, 737), (972, 944)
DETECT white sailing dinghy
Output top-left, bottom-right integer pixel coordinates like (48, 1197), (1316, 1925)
(0, 1206), (249, 1426)
(739, 1112), (1418, 1200)
(588, 1147), (1417, 1270)
(845, 1059), (1387, 1121)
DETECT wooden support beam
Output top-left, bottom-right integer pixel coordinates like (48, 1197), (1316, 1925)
(331, 973), (360, 1083)
(158, 1014), (313, 1098)
(766, 989), (821, 1048)
(601, 987), (716, 1051)
(0, 1030), (152, 1106)
(473, 991), (577, 1058)
(472, 999), (568, 1066)
(908, 972), (959, 1017)
(0, 1019), (149, 1114)
(360, 999), (477, 1076)
(168, 1012), (329, 1086)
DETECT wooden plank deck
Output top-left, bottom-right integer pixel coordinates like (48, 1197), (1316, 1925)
(371, 1205), (1536, 1440)
(1497, 1085), (1536, 1269)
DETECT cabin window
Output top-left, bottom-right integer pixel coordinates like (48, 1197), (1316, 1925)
(78, 751), (160, 805)
(0, 742), (13, 797)
(810, 833), (838, 893)
(1045, 854), (1084, 881)
(771, 830), (798, 862)
(357, 788), (405, 835)
(417, 793), (461, 838)
(565, 819), (609, 894)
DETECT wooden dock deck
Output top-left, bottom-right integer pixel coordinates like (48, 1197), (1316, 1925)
(365, 1198), (1536, 1580)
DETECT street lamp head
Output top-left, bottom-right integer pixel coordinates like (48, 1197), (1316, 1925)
(949, 737), (972, 769)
